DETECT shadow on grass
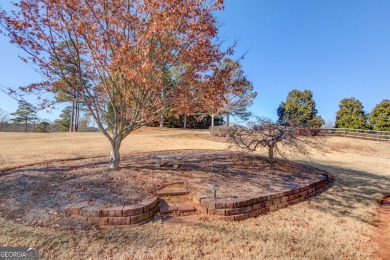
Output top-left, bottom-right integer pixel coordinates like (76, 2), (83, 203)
(297, 160), (390, 225)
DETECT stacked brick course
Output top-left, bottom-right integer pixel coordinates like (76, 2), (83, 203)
(192, 174), (329, 221)
(64, 174), (330, 225)
(64, 197), (158, 226)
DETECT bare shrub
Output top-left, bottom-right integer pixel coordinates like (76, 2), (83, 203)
(210, 125), (237, 137)
(229, 118), (322, 163)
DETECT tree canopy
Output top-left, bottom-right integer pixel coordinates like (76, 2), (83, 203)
(1, 0), (228, 168)
(36, 121), (50, 133)
(277, 89), (324, 128)
(335, 97), (367, 129)
(213, 58), (256, 125)
(369, 99), (390, 131)
(55, 106), (73, 132)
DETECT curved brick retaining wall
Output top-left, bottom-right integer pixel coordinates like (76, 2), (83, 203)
(64, 197), (158, 226)
(64, 174), (330, 226)
(192, 174), (330, 221)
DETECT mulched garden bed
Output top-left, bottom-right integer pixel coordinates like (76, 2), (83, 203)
(0, 150), (326, 230)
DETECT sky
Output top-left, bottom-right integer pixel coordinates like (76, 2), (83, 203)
(1, 0), (390, 123)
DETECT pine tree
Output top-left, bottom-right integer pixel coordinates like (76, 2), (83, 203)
(218, 58), (257, 125)
(10, 102), (38, 132)
(51, 41), (86, 132)
(36, 121), (50, 132)
(56, 106), (72, 132)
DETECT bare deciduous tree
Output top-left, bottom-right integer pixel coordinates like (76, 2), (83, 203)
(229, 118), (322, 163)
(0, 108), (9, 132)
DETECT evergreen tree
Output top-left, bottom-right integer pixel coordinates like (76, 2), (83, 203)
(51, 41), (87, 132)
(151, 113), (223, 129)
(217, 58), (257, 125)
(56, 106), (72, 132)
(335, 97), (367, 129)
(369, 99), (390, 131)
(10, 102), (38, 132)
(277, 89), (324, 127)
(36, 121), (50, 132)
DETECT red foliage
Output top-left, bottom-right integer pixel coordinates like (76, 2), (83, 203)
(0, 0), (232, 167)
(294, 128), (321, 136)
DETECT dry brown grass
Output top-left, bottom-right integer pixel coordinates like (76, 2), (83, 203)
(0, 128), (389, 259)
(0, 128), (226, 171)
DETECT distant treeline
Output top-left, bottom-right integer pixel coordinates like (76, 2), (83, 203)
(0, 122), (99, 133)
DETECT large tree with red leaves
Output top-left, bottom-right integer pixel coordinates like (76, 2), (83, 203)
(0, 0), (228, 168)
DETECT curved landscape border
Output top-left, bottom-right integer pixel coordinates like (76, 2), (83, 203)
(64, 173), (330, 226)
(64, 197), (159, 226)
(192, 174), (330, 221)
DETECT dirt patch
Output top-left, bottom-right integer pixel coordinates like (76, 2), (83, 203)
(374, 196), (390, 259)
(0, 150), (325, 230)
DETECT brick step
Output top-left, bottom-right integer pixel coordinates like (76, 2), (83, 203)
(156, 187), (188, 196)
(159, 201), (196, 214)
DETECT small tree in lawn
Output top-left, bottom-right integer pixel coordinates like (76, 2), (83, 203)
(369, 99), (390, 131)
(1, 0), (227, 168)
(0, 108), (9, 132)
(10, 101), (38, 132)
(229, 118), (320, 163)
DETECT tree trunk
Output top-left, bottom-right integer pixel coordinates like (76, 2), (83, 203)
(160, 90), (164, 127)
(70, 98), (75, 132)
(75, 100), (79, 132)
(183, 113), (187, 129)
(226, 113), (230, 126)
(110, 138), (121, 169)
(211, 113), (215, 133)
(160, 114), (164, 127)
(24, 116), (27, 132)
(268, 146), (275, 163)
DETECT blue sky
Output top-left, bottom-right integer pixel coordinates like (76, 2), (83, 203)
(1, 0), (390, 123)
